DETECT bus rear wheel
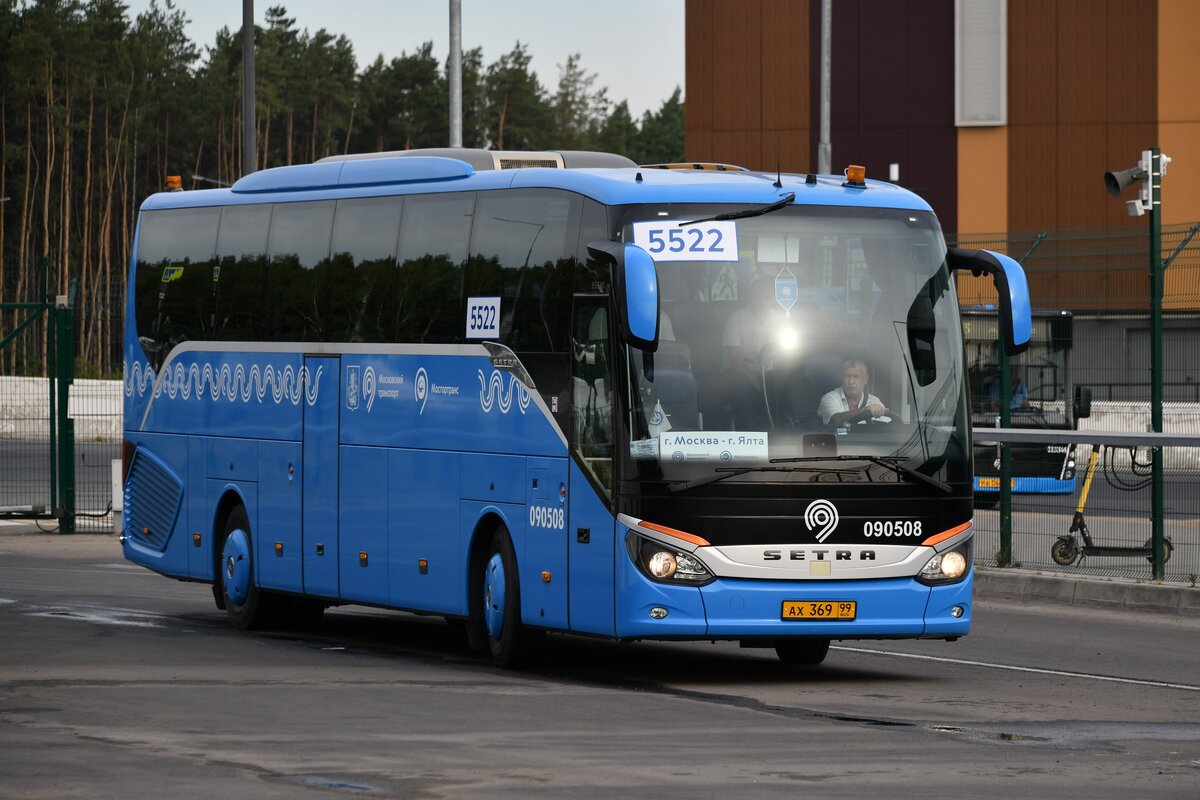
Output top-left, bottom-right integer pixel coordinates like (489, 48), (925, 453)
(775, 639), (830, 666)
(480, 526), (531, 669)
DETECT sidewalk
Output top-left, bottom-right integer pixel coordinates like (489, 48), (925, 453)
(974, 565), (1200, 618)
(3, 517), (1196, 617)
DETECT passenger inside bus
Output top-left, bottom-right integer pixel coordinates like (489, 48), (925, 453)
(987, 364), (1030, 412)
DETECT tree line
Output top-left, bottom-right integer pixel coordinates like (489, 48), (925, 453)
(0, 0), (685, 376)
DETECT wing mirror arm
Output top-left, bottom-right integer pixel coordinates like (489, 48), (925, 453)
(948, 247), (1032, 356)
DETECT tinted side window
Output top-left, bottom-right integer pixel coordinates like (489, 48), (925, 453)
(329, 196), (403, 343)
(468, 190), (580, 355)
(396, 193), (474, 343)
(267, 200), (335, 341)
(214, 204), (272, 342)
(134, 207), (221, 368)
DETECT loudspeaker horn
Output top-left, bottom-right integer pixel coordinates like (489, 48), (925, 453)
(1104, 167), (1147, 197)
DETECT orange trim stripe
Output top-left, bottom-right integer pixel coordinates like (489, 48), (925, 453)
(922, 522), (972, 548)
(639, 521), (711, 547)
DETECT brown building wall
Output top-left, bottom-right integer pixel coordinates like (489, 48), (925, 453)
(1006, 0), (1158, 233)
(685, 0), (958, 230)
(684, 0), (811, 172)
(1003, 0), (1159, 311)
(814, 0), (958, 231)
(686, 0), (1199, 311)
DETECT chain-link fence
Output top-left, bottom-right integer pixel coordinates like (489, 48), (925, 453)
(952, 223), (1200, 583)
(1, 255), (55, 519)
(1, 256), (121, 532)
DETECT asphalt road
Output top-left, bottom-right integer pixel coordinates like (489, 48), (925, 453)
(1, 530), (1197, 799)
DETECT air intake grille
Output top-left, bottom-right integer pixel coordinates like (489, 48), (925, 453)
(497, 158), (560, 169)
(124, 449), (183, 551)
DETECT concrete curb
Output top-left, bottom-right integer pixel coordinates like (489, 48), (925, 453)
(975, 566), (1200, 617)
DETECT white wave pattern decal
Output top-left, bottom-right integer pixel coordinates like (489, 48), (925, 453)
(477, 369), (530, 415)
(124, 359), (322, 406)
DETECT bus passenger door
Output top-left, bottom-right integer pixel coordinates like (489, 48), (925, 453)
(568, 295), (617, 635)
(302, 355), (340, 598)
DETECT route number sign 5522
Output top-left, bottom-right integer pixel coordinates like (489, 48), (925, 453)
(632, 220), (739, 262)
(465, 296), (500, 339)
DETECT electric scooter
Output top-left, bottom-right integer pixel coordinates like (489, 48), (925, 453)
(1050, 444), (1173, 566)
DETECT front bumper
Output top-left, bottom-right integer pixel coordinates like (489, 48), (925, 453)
(615, 552), (972, 640)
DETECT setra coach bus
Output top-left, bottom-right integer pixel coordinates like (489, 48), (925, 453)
(122, 149), (1030, 667)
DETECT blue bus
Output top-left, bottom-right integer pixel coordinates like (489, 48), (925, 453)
(963, 308), (1085, 507)
(122, 149), (1030, 667)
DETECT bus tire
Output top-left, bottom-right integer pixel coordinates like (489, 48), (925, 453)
(217, 505), (278, 631)
(481, 525), (530, 669)
(775, 639), (830, 666)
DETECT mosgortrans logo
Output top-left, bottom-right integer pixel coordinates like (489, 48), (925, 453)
(805, 499), (839, 543)
(414, 367), (429, 415)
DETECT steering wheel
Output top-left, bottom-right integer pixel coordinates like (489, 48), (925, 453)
(827, 408), (891, 431)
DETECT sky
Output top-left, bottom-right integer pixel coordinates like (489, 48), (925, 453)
(123, 0), (687, 118)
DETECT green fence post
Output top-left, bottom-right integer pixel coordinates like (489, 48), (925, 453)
(55, 279), (76, 534)
(1149, 149), (1164, 580)
(998, 232), (1048, 567)
(44, 257), (58, 520)
(998, 346), (1012, 566)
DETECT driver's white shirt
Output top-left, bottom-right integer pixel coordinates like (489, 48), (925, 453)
(817, 389), (884, 424)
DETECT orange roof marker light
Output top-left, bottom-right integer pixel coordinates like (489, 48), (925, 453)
(922, 522), (973, 548)
(843, 164), (866, 187)
(165, 175), (183, 191)
(639, 521), (711, 548)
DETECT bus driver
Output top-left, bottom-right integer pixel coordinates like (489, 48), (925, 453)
(818, 358), (888, 425)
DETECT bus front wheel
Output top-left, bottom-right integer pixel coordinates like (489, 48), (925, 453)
(480, 526), (531, 668)
(775, 639), (830, 666)
(218, 505), (277, 630)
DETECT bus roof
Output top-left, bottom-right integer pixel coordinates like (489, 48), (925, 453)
(140, 152), (935, 215)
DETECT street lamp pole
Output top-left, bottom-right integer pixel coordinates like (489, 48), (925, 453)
(242, 0), (256, 175)
(449, 0), (463, 148)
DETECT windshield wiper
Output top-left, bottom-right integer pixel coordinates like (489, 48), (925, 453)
(667, 464), (858, 493)
(677, 193), (796, 227)
(769, 455), (952, 494)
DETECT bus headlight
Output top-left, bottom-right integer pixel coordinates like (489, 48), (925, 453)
(917, 540), (973, 586)
(647, 550), (677, 579)
(627, 533), (714, 585)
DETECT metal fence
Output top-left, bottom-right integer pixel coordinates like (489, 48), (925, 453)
(970, 430), (1199, 585)
(1, 256), (120, 533)
(953, 223), (1200, 584)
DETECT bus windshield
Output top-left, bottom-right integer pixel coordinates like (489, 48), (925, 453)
(616, 204), (968, 488)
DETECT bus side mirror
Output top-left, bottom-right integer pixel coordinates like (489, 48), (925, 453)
(1074, 386), (1092, 421)
(947, 247), (1031, 355)
(586, 240), (659, 352)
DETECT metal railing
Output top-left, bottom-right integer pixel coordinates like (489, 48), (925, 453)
(971, 427), (1200, 584)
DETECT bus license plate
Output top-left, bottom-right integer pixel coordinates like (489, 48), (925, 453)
(782, 601), (856, 621)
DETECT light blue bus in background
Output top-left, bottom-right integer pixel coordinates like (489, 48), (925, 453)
(122, 149), (1030, 667)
